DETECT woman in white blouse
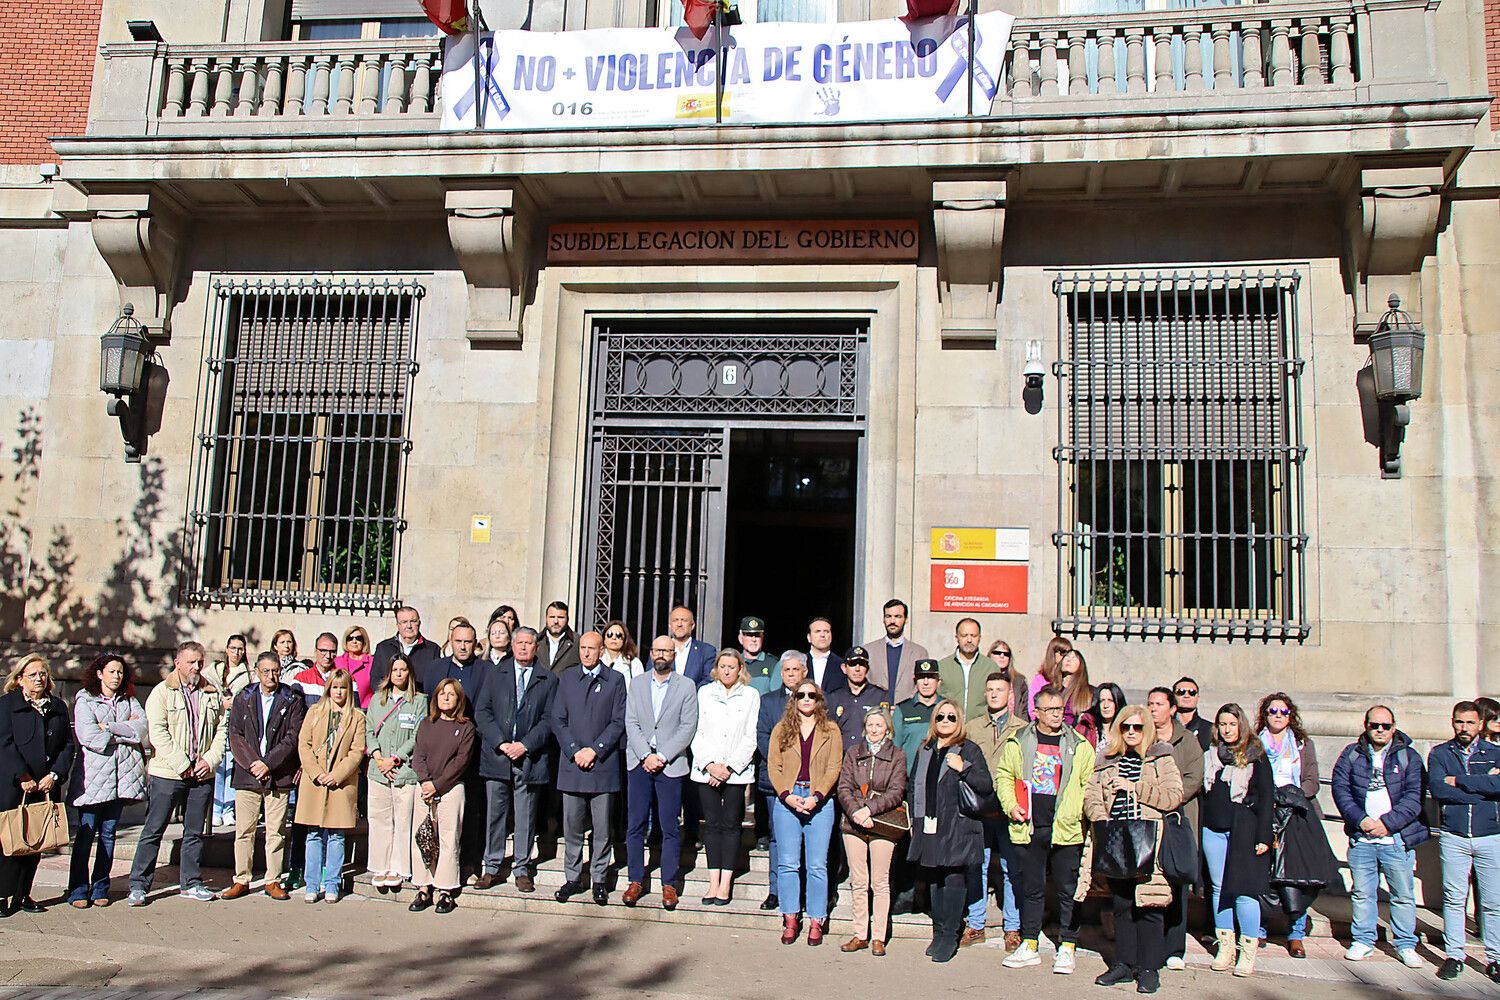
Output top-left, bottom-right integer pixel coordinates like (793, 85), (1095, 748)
(601, 620), (645, 681)
(690, 650), (761, 905)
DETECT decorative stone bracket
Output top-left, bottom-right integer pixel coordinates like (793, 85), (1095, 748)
(446, 181), (534, 343)
(932, 178), (1007, 346)
(1349, 165), (1443, 336)
(88, 191), (186, 342)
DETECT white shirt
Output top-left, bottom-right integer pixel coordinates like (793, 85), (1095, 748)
(956, 651), (978, 688)
(258, 689), (276, 756)
(810, 651), (831, 686)
(489, 648), (505, 664)
(674, 639), (690, 675)
(547, 633), (562, 664)
(1361, 745), (1398, 844)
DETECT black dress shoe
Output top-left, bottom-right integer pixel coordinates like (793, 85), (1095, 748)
(761, 894), (779, 911)
(1437, 958), (1463, 980)
(435, 893), (456, 914)
(1486, 961), (1500, 985)
(592, 886), (609, 906)
(1095, 964), (1135, 987)
(18, 899), (42, 914)
(408, 891), (432, 912)
(555, 880), (584, 903)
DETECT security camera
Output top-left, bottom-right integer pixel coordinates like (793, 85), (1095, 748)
(1022, 340), (1044, 415)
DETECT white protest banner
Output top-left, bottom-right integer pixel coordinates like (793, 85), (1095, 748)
(441, 12), (1012, 130)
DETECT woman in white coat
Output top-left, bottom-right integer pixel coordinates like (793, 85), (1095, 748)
(690, 650), (761, 905)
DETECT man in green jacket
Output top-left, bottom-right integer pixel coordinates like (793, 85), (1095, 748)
(936, 618), (987, 726)
(997, 685), (1095, 975)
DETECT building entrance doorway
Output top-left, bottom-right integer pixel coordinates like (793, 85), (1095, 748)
(579, 320), (867, 651)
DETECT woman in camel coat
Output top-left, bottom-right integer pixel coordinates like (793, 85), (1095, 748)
(295, 668), (366, 902)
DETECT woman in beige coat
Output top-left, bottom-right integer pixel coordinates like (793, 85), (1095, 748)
(295, 669), (366, 903)
(1083, 705), (1183, 994)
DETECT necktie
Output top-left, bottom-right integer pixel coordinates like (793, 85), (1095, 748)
(516, 667), (527, 708)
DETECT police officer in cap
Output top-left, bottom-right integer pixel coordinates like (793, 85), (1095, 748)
(825, 646), (890, 750)
(890, 658), (943, 914)
(738, 616), (776, 693)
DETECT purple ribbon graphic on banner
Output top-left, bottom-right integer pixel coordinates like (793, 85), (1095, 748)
(452, 35), (510, 123)
(934, 17), (997, 103)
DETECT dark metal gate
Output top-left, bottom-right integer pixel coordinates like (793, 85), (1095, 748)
(580, 321), (868, 644)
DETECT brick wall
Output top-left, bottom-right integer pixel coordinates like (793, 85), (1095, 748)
(0, 0), (104, 164)
(1490, 0), (1500, 126)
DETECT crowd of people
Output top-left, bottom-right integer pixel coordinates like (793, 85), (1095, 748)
(1, 599), (1498, 989)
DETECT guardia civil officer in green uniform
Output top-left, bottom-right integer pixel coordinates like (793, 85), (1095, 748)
(740, 617), (777, 693)
(891, 658), (944, 914)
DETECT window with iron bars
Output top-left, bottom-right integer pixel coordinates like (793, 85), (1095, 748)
(183, 278), (423, 612)
(1052, 272), (1308, 642)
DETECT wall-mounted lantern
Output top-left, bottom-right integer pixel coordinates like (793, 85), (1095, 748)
(1364, 293), (1426, 479)
(99, 304), (153, 462)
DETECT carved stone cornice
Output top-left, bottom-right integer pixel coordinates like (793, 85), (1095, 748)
(445, 181), (534, 343)
(87, 191), (185, 341)
(1351, 164), (1443, 325)
(932, 178), (1008, 345)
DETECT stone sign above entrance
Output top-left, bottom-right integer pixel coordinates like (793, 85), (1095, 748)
(547, 219), (919, 264)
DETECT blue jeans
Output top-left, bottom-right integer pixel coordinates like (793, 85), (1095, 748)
(1440, 832), (1500, 961)
(304, 829), (346, 895)
(1347, 839), (1417, 950)
(1202, 828), (1262, 936)
(212, 756), (235, 826)
(763, 792), (780, 891)
(967, 846), (991, 930)
(68, 800), (125, 903)
(771, 785), (835, 920)
(999, 840), (1021, 932)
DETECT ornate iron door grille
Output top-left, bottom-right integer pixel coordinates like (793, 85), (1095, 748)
(582, 321), (868, 643)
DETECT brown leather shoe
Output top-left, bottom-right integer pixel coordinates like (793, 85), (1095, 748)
(622, 882), (645, 907)
(841, 937), (869, 953)
(1288, 940), (1306, 959)
(871, 940), (886, 957)
(473, 873), (498, 890)
(661, 884), (679, 911)
(514, 874), (535, 893)
(220, 883), (250, 900)
(264, 883), (290, 901)
(960, 927), (986, 947)
(1004, 931), (1022, 952)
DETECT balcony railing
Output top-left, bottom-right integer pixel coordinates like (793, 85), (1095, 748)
(86, 0), (1444, 137)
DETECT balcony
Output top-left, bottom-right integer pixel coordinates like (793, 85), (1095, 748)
(57, 0), (1485, 212)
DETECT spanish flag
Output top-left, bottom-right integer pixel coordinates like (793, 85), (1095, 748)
(682, 0), (716, 38)
(422, 0), (471, 35)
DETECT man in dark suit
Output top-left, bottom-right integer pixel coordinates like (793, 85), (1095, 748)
(473, 626), (556, 893)
(863, 598), (929, 705)
(549, 630), (626, 906)
(422, 622), (489, 704)
(537, 600), (582, 675)
(756, 651), (808, 911)
(370, 605), (442, 694)
(806, 617), (846, 695)
(223, 652), (306, 900)
(668, 605), (716, 686)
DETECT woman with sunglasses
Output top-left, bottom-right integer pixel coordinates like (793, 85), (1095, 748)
(907, 698), (994, 963)
(1084, 705), (1183, 994)
(1088, 683), (1126, 753)
(1256, 692), (1339, 959)
(985, 640), (1028, 720)
(600, 620), (644, 681)
(767, 681), (844, 946)
(1201, 703), (1273, 977)
(336, 626), (374, 710)
(1027, 637), (1071, 718)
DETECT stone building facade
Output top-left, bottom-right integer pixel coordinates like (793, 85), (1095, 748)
(0, 0), (1496, 740)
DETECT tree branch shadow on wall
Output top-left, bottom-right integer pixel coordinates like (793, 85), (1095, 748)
(0, 406), (202, 658)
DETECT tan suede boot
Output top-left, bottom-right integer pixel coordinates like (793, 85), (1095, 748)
(1233, 936), (1257, 977)
(1210, 928), (1237, 972)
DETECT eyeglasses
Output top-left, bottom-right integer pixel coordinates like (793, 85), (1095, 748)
(650, 648), (674, 656)
(316, 647), (337, 655)
(1174, 688), (1198, 697)
(796, 692), (820, 702)
(935, 713), (959, 722)
(1366, 721), (1394, 731)
(1121, 722), (1145, 732)
(1036, 705), (1065, 715)
(1267, 707), (1291, 717)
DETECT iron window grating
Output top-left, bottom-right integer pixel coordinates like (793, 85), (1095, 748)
(182, 276), (424, 613)
(1051, 271), (1309, 643)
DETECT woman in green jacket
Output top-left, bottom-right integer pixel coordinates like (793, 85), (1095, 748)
(364, 657), (428, 891)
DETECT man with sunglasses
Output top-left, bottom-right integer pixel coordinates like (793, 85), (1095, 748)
(1171, 677), (1211, 752)
(1428, 701), (1500, 981)
(1330, 705), (1426, 969)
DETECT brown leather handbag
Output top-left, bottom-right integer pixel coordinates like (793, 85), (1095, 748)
(0, 792), (69, 857)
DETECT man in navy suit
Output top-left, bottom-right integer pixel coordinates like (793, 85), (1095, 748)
(550, 631), (626, 906)
(668, 605), (717, 686)
(806, 617), (846, 695)
(473, 627), (556, 893)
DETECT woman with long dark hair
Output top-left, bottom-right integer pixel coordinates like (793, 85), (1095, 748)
(1256, 691), (1339, 958)
(985, 639), (1028, 719)
(409, 678), (476, 914)
(767, 680), (843, 945)
(1027, 636), (1071, 717)
(1089, 682), (1126, 753)
(1059, 650), (1096, 746)
(1201, 703), (1273, 977)
(601, 620), (644, 681)
(68, 653), (145, 907)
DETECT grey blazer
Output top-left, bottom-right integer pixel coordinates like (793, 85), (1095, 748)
(862, 637), (931, 706)
(625, 671), (700, 778)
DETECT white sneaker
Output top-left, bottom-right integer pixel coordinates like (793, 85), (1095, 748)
(1052, 947), (1076, 974)
(1345, 943), (1376, 962)
(304, 890), (321, 903)
(1165, 956), (1186, 971)
(323, 891), (340, 904)
(1398, 948), (1424, 968)
(126, 889), (147, 907)
(180, 886), (216, 902)
(1003, 942), (1041, 969)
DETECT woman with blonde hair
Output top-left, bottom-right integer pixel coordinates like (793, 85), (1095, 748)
(1084, 705), (1184, 993)
(336, 626), (375, 709)
(691, 649), (761, 904)
(906, 698), (994, 963)
(365, 656), (427, 891)
(295, 668), (366, 903)
(1027, 636), (1071, 717)
(0, 655), (73, 913)
(768, 680), (843, 945)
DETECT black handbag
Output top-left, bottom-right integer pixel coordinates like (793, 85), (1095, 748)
(957, 775), (1003, 821)
(1093, 818), (1159, 880)
(1159, 810), (1198, 886)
